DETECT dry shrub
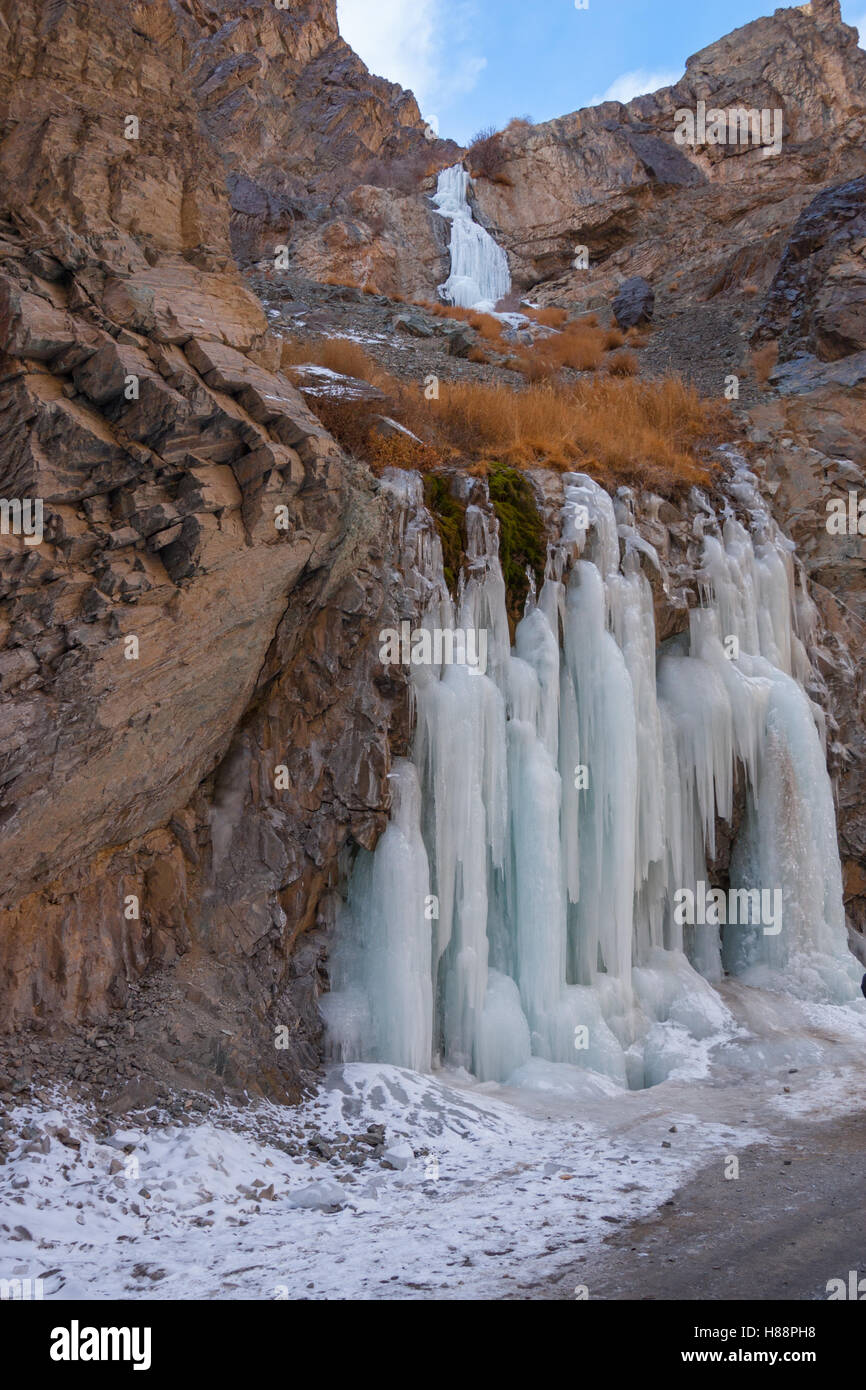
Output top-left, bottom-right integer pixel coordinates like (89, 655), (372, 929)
(321, 272), (375, 291)
(281, 336), (728, 494)
(604, 326), (626, 350)
(280, 336), (389, 388)
(418, 376), (726, 491)
(513, 318), (606, 377)
(625, 326), (649, 346)
(467, 126), (509, 182)
(414, 299), (506, 342)
(741, 281), (760, 298)
(309, 398), (438, 472)
(751, 340), (779, 386)
(525, 306), (569, 329)
(366, 428), (440, 472)
(468, 311), (505, 342)
(606, 349), (639, 376)
(467, 347), (489, 364)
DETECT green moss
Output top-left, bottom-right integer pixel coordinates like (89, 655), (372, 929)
(487, 466), (545, 627)
(423, 473), (466, 595)
(423, 468), (545, 624)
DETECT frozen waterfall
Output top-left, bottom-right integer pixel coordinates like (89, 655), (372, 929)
(323, 464), (863, 1088)
(432, 164), (511, 310)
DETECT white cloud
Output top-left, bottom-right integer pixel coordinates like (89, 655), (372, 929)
(590, 68), (682, 107)
(337, 0), (486, 124)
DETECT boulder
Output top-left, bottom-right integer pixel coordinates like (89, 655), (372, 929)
(393, 312), (434, 338)
(612, 276), (654, 329)
(446, 324), (478, 357)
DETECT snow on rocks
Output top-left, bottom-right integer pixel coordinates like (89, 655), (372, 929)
(289, 364), (386, 402)
(0, 1062), (764, 1301)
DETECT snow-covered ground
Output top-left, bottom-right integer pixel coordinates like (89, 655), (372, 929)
(2, 984), (865, 1301)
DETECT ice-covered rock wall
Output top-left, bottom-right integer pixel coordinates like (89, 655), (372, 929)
(322, 464), (863, 1089)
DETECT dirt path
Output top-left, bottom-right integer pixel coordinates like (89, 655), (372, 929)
(543, 1110), (866, 1301)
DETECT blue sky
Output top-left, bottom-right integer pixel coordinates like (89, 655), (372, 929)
(337, 0), (866, 144)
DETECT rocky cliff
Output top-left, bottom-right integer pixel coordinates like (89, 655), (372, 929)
(178, 0), (460, 290)
(470, 0), (866, 301)
(0, 0), (419, 1102)
(1, 0), (865, 1106)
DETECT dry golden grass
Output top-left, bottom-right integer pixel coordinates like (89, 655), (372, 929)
(276, 336), (728, 493)
(415, 300), (506, 343)
(525, 306), (569, 329)
(750, 340), (779, 386)
(279, 336), (388, 387)
(603, 327), (626, 350)
(625, 326), (649, 347)
(507, 353), (555, 382)
(470, 312), (507, 342)
(512, 318), (607, 376)
(606, 348), (639, 376)
(416, 299), (455, 318)
(417, 377), (723, 489)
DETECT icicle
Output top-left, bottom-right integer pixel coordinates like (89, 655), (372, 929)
(723, 655), (861, 1001)
(608, 563), (665, 892)
(562, 559), (637, 985)
(514, 602), (560, 760)
(321, 759), (433, 1070)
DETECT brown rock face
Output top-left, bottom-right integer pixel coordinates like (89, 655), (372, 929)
(754, 177), (866, 361)
(175, 0), (458, 294)
(0, 0), (416, 1099)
